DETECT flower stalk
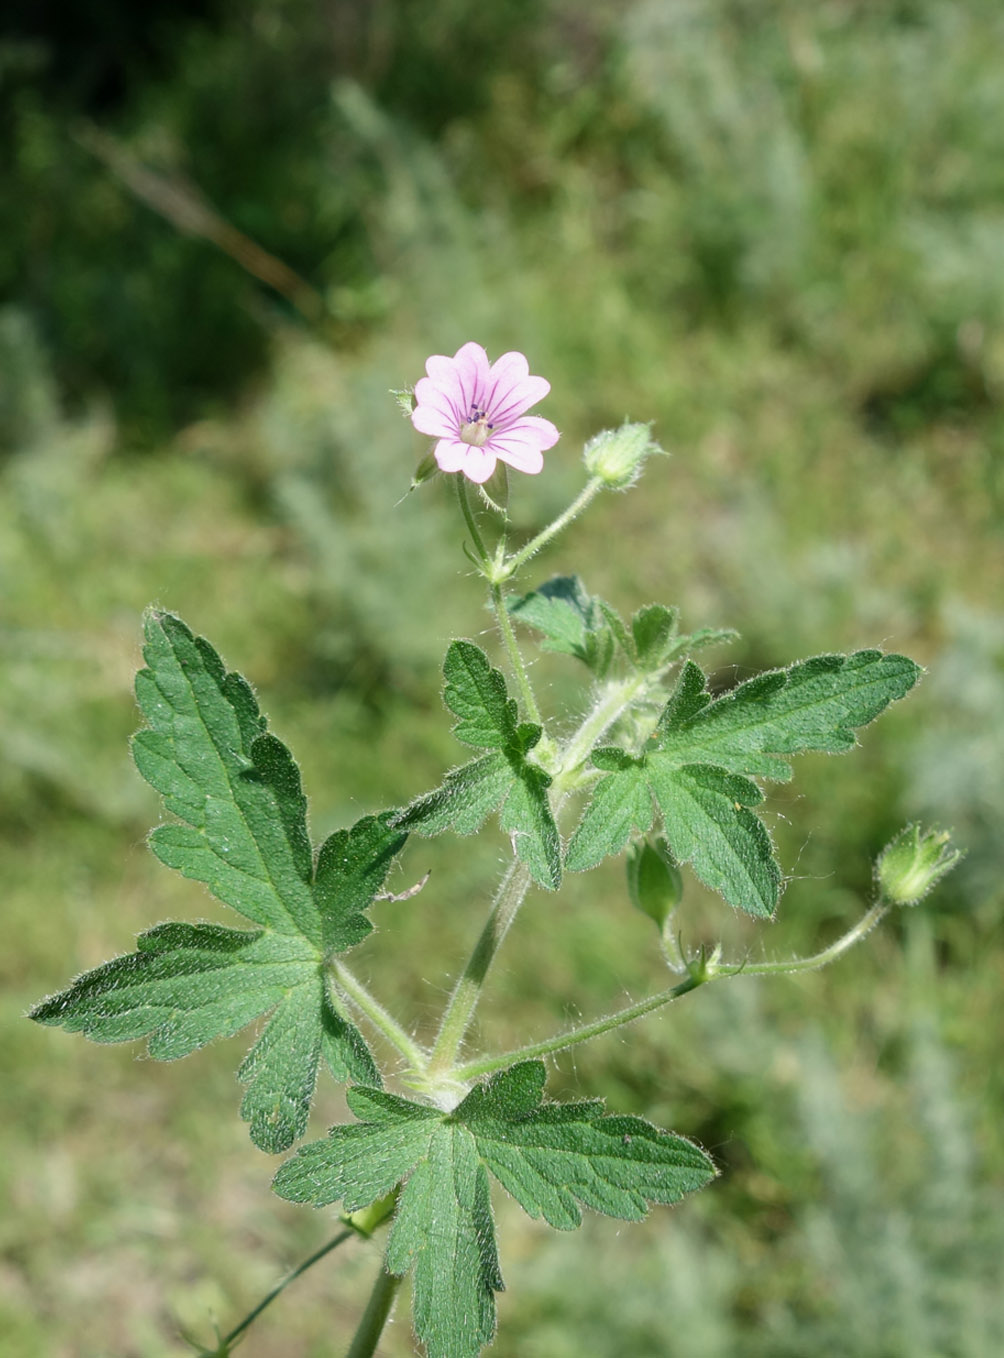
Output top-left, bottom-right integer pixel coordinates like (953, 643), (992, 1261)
(452, 900), (894, 1083)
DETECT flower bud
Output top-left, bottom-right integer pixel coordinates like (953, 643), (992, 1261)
(410, 449), (440, 490)
(876, 824), (961, 905)
(626, 837), (683, 931)
(583, 422), (664, 490)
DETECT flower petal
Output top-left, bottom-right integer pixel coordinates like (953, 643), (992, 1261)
(489, 375), (551, 426)
(449, 342), (491, 417)
(433, 437), (470, 473)
(505, 414), (560, 450)
(415, 376), (461, 418)
(458, 445), (497, 483)
(424, 354), (459, 389)
(485, 350), (530, 405)
(424, 344), (487, 419)
(494, 441), (544, 475)
(412, 403), (457, 438)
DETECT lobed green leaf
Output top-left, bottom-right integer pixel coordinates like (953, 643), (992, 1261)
(657, 650), (922, 780)
(274, 1060), (714, 1358)
(567, 649), (920, 916)
(394, 642), (561, 889)
(31, 611), (407, 1151)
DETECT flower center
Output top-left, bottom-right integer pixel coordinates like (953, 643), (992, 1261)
(459, 406), (494, 448)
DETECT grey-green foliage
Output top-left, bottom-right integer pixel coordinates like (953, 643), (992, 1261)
(393, 641), (561, 889)
(30, 611), (407, 1151)
(567, 650), (921, 917)
(274, 1060), (715, 1358)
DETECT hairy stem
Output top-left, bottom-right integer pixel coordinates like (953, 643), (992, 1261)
(719, 900), (892, 975)
(502, 475), (605, 578)
(454, 972), (705, 1081)
(551, 673), (649, 792)
(328, 961), (428, 1069)
(490, 579), (543, 724)
(453, 901), (892, 1082)
(346, 1266), (403, 1358)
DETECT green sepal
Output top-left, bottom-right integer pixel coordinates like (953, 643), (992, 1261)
(274, 1061), (715, 1358)
(393, 641), (561, 890)
(31, 611), (408, 1151)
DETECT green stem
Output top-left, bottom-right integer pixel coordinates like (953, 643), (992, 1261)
(427, 861), (533, 1077)
(454, 972), (704, 1081)
(219, 1229), (354, 1351)
(717, 900), (891, 976)
(422, 674), (654, 1084)
(456, 476), (493, 569)
(502, 475), (605, 579)
(490, 579), (543, 724)
(550, 674), (648, 792)
(328, 961), (428, 1069)
(453, 901), (891, 1082)
(345, 1266), (403, 1358)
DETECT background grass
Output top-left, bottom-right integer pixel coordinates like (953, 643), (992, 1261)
(2, 1), (1002, 1354)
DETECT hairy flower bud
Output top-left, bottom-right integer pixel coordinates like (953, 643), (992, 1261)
(626, 837), (683, 931)
(583, 422), (663, 489)
(876, 824), (961, 905)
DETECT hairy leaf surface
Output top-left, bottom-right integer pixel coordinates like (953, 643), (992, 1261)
(274, 1061), (714, 1358)
(567, 650), (920, 916)
(31, 611), (407, 1151)
(393, 641), (561, 889)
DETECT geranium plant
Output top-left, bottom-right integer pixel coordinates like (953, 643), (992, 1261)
(30, 345), (959, 1357)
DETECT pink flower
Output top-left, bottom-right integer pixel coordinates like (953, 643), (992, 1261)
(411, 342), (560, 484)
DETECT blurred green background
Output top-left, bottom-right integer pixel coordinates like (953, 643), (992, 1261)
(3, 0), (1002, 1354)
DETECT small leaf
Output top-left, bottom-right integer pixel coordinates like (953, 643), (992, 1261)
(650, 764), (780, 920)
(31, 612), (407, 1150)
(630, 604), (679, 668)
(507, 576), (598, 659)
(394, 642), (561, 889)
(507, 575), (617, 675)
(274, 1061), (714, 1358)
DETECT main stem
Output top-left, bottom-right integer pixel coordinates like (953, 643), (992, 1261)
(491, 579), (542, 724)
(346, 1266), (403, 1358)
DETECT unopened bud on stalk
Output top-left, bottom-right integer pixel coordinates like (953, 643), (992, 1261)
(626, 837), (683, 931)
(583, 422), (663, 489)
(876, 824), (961, 905)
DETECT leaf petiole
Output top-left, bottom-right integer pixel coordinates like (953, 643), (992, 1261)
(327, 961), (428, 1069)
(424, 860), (534, 1081)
